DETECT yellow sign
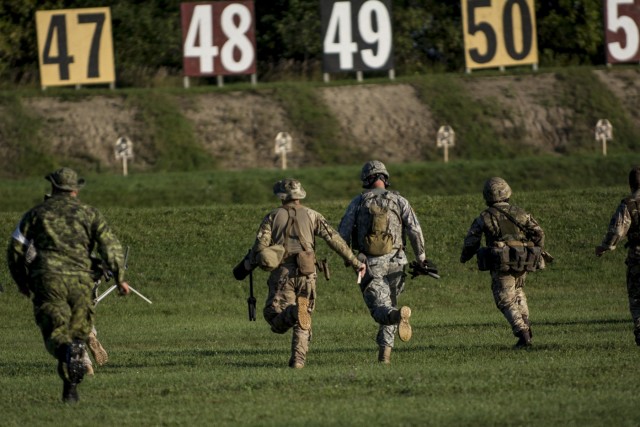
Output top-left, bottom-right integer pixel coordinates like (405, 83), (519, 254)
(462, 0), (538, 70)
(36, 7), (115, 87)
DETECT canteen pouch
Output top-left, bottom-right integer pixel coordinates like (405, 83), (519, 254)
(296, 250), (316, 276)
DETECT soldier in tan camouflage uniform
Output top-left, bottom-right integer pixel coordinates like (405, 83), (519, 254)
(242, 179), (365, 368)
(339, 161), (430, 364)
(460, 177), (545, 348)
(7, 167), (130, 403)
(596, 166), (640, 346)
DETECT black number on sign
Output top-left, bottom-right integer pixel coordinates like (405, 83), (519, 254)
(78, 13), (105, 78)
(467, 0), (497, 64)
(42, 15), (74, 81)
(503, 0), (532, 60)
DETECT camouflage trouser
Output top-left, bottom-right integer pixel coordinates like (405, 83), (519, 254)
(263, 263), (316, 364)
(362, 253), (406, 348)
(30, 273), (94, 358)
(625, 263), (640, 337)
(490, 270), (529, 336)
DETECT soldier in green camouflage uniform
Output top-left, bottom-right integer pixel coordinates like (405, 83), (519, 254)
(244, 179), (365, 368)
(460, 177), (545, 348)
(596, 166), (640, 346)
(339, 161), (430, 364)
(7, 168), (130, 403)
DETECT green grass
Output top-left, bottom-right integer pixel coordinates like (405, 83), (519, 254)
(0, 184), (639, 426)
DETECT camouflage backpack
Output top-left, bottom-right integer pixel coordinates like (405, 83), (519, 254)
(359, 191), (399, 256)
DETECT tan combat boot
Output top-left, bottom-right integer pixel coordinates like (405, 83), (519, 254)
(289, 328), (311, 369)
(378, 346), (391, 364)
(296, 296), (312, 331)
(88, 330), (108, 366)
(397, 306), (412, 342)
(83, 350), (94, 376)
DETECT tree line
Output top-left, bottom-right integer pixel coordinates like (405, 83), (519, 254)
(0, 0), (604, 87)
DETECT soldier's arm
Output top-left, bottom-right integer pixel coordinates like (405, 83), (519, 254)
(399, 197), (426, 262)
(597, 202), (630, 254)
(249, 213), (274, 265)
(316, 213), (361, 270)
(91, 209), (126, 285)
(525, 214), (545, 248)
(460, 216), (484, 263)
(337, 196), (360, 245)
(7, 217), (30, 296)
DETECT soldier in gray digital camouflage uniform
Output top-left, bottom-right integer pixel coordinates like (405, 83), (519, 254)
(7, 167), (130, 403)
(460, 177), (545, 348)
(243, 179), (365, 368)
(596, 166), (640, 346)
(339, 161), (429, 364)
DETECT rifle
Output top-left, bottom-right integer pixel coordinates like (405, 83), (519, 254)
(248, 270), (256, 321)
(95, 246), (153, 305)
(408, 260), (441, 280)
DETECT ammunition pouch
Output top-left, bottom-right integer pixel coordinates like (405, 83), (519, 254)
(296, 250), (316, 276)
(477, 241), (542, 273)
(363, 232), (394, 256)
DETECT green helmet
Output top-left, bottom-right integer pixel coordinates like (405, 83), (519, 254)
(360, 160), (389, 182)
(273, 178), (306, 201)
(483, 177), (512, 204)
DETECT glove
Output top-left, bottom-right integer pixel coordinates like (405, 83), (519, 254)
(408, 259), (440, 280)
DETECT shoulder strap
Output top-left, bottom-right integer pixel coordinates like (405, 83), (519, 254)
(487, 206), (531, 240)
(283, 206), (312, 252)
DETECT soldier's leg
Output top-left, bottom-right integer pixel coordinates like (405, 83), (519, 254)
(87, 325), (108, 366)
(289, 326), (311, 368)
(263, 266), (298, 334)
(626, 264), (640, 345)
(491, 271), (529, 341)
(288, 275), (316, 368)
(514, 273), (531, 336)
(32, 275), (73, 357)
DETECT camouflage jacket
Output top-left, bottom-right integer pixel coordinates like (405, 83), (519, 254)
(338, 188), (426, 263)
(599, 190), (640, 259)
(7, 193), (126, 288)
(250, 201), (361, 268)
(460, 201), (545, 262)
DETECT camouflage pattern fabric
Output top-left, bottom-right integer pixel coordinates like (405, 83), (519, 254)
(339, 188), (426, 348)
(7, 192), (126, 356)
(249, 201), (361, 366)
(599, 191), (640, 338)
(460, 201), (544, 336)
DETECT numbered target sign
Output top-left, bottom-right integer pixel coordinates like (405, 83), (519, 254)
(605, 0), (640, 63)
(35, 8), (115, 87)
(181, 1), (256, 76)
(321, 0), (394, 72)
(462, 0), (538, 70)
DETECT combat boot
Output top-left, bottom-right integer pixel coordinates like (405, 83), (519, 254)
(83, 350), (94, 377)
(62, 381), (79, 403)
(87, 330), (108, 366)
(378, 346), (391, 364)
(514, 329), (532, 349)
(398, 305), (412, 341)
(67, 339), (87, 385)
(296, 296), (312, 330)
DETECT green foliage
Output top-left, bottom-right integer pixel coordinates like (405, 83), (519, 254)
(1, 185), (640, 425)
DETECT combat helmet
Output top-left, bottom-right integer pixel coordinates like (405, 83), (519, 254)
(361, 160), (390, 188)
(273, 178), (306, 201)
(483, 177), (512, 205)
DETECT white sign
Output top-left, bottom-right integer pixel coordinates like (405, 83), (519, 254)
(115, 136), (133, 176)
(595, 119), (613, 156)
(274, 132), (292, 154)
(437, 125), (455, 147)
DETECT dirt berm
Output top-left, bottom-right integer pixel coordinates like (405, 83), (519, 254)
(6, 69), (640, 173)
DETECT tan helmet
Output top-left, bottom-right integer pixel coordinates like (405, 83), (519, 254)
(273, 178), (306, 201)
(483, 177), (512, 204)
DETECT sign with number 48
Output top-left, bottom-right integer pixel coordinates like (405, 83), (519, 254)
(180, 1), (256, 76)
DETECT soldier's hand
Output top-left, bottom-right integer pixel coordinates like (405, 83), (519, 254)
(118, 281), (131, 296)
(595, 246), (607, 257)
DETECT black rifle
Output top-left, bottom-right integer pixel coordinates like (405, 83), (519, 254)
(248, 270), (256, 321)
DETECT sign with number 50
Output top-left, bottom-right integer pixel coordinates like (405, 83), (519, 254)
(462, 0), (538, 71)
(321, 0), (394, 73)
(605, 0), (640, 64)
(180, 1), (256, 76)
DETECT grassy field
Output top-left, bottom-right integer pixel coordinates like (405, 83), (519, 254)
(0, 169), (639, 426)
